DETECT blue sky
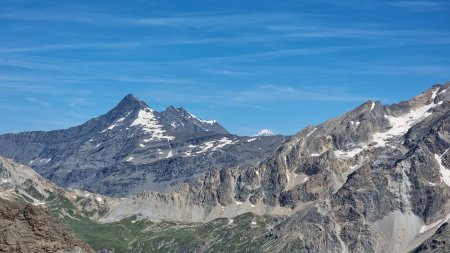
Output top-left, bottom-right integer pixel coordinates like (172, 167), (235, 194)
(0, 0), (449, 136)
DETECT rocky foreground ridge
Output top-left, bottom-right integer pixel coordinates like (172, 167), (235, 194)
(0, 200), (94, 253)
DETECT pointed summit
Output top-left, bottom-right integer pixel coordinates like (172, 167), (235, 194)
(254, 129), (274, 137)
(121, 93), (139, 102)
(108, 94), (151, 116)
(116, 93), (148, 109)
(98, 94), (153, 128)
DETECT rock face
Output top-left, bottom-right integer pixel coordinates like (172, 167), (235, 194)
(414, 222), (450, 252)
(99, 83), (450, 252)
(0, 94), (285, 196)
(0, 156), (118, 223)
(0, 200), (94, 253)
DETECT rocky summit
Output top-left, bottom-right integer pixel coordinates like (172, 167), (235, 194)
(0, 94), (286, 196)
(0, 83), (450, 253)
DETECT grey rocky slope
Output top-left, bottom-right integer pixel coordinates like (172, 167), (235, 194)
(414, 222), (450, 252)
(0, 94), (285, 196)
(0, 156), (104, 253)
(100, 83), (450, 252)
(0, 156), (119, 222)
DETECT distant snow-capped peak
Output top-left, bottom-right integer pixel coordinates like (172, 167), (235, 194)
(254, 129), (274, 136)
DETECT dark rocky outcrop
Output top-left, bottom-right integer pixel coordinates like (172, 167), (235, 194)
(0, 200), (94, 253)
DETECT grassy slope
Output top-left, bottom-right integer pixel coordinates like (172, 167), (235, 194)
(62, 212), (304, 253)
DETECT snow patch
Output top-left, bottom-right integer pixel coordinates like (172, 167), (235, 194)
(131, 109), (174, 140)
(334, 147), (364, 158)
(102, 110), (132, 132)
(431, 89), (438, 99)
(188, 112), (216, 125)
(306, 128), (317, 137)
(38, 158), (51, 163)
(196, 137), (236, 153)
(126, 156), (134, 162)
(246, 138), (257, 142)
(336, 98), (442, 159)
(420, 212), (450, 234)
(254, 129), (274, 137)
(436, 149), (450, 187)
(203, 120), (216, 125)
(96, 196), (103, 202)
(370, 102), (375, 111)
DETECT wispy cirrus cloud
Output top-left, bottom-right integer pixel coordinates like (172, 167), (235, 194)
(200, 68), (254, 77)
(25, 97), (51, 106)
(230, 85), (374, 104)
(387, 1), (447, 11)
(141, 84), (374, 111)
(0, 37), (251, 54)
(68, 98), (92, 107)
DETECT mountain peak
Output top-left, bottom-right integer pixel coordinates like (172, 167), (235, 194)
(118, 93), (145, 106)
(113, 93), (150, 112)
(100, 94), (152, 125)
(254, 129), (274, 137)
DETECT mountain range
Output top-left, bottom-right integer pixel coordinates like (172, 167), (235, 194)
(0, 94), (285, 196)
(0, 83), (450, 252)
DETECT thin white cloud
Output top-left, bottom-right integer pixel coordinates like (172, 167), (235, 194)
(388, 1), (446, 11)
(230, 85), (373, 104)
(201, 68), (254, 77)
(68, 98), (91, 107)
(201, 44), (386, 63)
(0, 104), (21, 112)
(140, 84), (374, 111)
(25, 97), (51, 106)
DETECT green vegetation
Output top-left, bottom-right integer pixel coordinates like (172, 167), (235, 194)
(60, 212), (296, 253)
(22, 188), (303, 252)
(23, 179), (45, 200)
